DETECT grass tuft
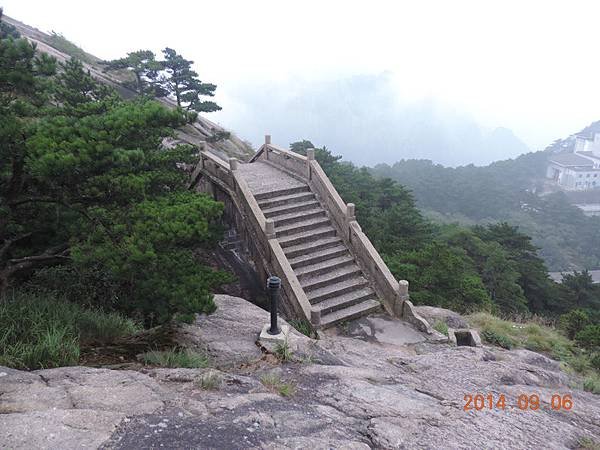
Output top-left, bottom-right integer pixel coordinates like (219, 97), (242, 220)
(0, 290), (139, 369)
(274, 340), (293, 362)
(141, 348), (209, 368)
(432, 320), (449, 336)
(289, 319), (314, 338)
(260, 373), (296, 397)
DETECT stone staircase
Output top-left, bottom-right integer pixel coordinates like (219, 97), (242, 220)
(255, 183), (381, 327)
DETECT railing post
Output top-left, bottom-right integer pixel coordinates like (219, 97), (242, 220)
(265, 219), (276, 239)
(311, 308), (321, 327)
(265, 135), (271, 160)
(394, 279), (409, 316)
(346, 203), (356, 222)
(306, 148), (315, 180)
(229, 158), (239, 171)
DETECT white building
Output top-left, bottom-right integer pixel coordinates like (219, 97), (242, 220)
(547, 132), (600, 190)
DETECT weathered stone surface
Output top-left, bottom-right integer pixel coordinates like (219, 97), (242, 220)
(2, 295), (599, 449)
(415, 305), (470, 329)
(177, 294), (318, 367)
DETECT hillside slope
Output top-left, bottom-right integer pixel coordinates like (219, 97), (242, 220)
(3, 15), (254, 162)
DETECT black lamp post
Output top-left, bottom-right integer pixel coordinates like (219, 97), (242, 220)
(267, 276), (281, 335)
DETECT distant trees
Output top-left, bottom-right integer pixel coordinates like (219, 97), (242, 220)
(103, 47), (221, 114)
(289, 140), (600, 322)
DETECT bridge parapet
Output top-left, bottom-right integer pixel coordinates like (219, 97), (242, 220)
(195, 148), (313, 322)
(192, 139), (431, 331)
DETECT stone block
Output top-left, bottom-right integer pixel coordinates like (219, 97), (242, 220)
(259, 323), (290, 345)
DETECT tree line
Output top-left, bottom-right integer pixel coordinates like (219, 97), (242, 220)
(290, 141), (600, 353)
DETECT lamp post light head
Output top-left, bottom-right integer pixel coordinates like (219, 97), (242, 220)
(267, 276), (281, 290)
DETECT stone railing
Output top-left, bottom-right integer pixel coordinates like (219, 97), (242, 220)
(199, 151), (313, 322)
(252, 137), (429, 329)
(196, 142), (430, 331)
(200, 150), (235, 190)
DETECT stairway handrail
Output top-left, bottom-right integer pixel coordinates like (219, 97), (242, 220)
(230, 165), (313, 322)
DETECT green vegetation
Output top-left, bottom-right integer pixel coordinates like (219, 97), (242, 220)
(583, 374), (600, 394)
(0, 290), (139, 369)
(47, 31), (96, 63)
(0, 16), (231, 369)
(370, 152), (600, 272)
(260, 373), (296, 397)
(432, 320), (449, 336)
(103, 48), (221, 114)
(469, 313), (571, 356)
(274, 340), (293, 362)
(289, 319), (314, 337)
(290, 140), (600, 382)
(140, 348), (209, 368)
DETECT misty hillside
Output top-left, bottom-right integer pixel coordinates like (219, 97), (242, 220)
(220, 73), (530, 167)
(1, 15), (254, 162)
(370, 130), (600, 271)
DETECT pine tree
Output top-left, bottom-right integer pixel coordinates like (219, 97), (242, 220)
(159, 47), (221, 113)
(103, 50), (163, 95)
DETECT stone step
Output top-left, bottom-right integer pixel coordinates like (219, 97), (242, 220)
(288, 244), (348, 269)
(313, 287), (377, 316)
(262, 200), (321, 219)
(275, 216), (332, 238)
(258, 191), (315, 209)
(278, 226), (337, 248)
(301, 265), (362, 292)
(295, 255), (355, 281)
(319, 299), (382, 328)
(254, 185), (310, 201)
(272, 208), (326, 227)
(283, 237), (343, 259)
(307, 276), (370, 304)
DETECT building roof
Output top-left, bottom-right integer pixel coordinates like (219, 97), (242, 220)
(549, 152), (594, 167)
(577, 151), (600, 162)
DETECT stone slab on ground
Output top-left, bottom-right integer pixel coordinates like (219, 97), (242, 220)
(1, 295), (599, 449)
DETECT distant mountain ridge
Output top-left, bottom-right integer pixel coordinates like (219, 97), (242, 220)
(218, 74), (530, 167)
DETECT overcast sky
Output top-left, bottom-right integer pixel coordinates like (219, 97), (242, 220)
(4, 0), (600, 157)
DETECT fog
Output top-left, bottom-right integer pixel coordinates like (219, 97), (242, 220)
(5, 0), (600, 166)
(218, 73), (529, 166)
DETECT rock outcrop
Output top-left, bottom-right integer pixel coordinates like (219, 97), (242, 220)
(1, 295), (599, 449)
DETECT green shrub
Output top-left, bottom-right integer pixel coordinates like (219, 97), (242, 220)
(0, 290), (140, 369)
(481, 329), (515, 349)
(559, 309), (590, 340)
(469, 312), (574, 358)
(433, 320), (449, 336)
(141, 348), (209, 368)
(576, 325), (600, 350)
(568, 354), (591, 374)
(583, 374), (600, 395)
(590, 353), (600, 372)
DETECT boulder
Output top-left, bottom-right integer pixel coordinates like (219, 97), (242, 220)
(415, 305), (469, 329)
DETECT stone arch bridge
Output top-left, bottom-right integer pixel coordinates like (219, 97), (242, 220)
(190, 136), (430, 331)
